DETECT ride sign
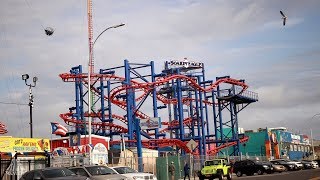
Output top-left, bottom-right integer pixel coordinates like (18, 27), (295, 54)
(140, 117), (161, 130)
(166, 59), (203, 68)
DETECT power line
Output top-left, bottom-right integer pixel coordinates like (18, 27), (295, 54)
(0, 102), (28, 106)
(24, 0), (44, 29)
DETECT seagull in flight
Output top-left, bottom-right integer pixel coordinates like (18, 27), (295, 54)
(280, 10), (287, 26)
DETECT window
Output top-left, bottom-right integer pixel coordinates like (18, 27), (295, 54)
(246, 160), (254, 166)
(205, 160), (220, 166)
(24, 171), (34, 180)
(42, 168), (75, 178)
(33, 171), (41, 180)
(85, 166), (115, 176)
(42, 169), (64, 178)
(70, 168), (88, 177)
(114, 167), (137, 174)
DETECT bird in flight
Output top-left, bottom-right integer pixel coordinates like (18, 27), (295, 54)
(280, 10), (287, 26)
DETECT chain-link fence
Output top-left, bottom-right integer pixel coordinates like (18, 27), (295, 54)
(1, 157), (48, 180)
(14, 152), (268, 180)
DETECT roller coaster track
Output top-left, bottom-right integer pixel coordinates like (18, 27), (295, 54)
(108, 74), (248, 104)
(60, 73), (236, 120)
(109, 136), (249, 155)
(207, 136), (249, 155)
(60, 72), (247, 130)
(59, 72), (249, 154)
(59, 112), (128, 133)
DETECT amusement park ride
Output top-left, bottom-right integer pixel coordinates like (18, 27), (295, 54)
(57, 0), (258, 170)
(58, 59), (258, 156)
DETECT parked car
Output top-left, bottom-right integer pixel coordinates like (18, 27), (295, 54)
(301, 160), (318, 169)
(314, 159), (320, 167)
(233, 159), (273, 177)
(69, 165), (127, 180)
(294, 160), (312, 169)
(281, 159), (303, 170)
(271, 163), (286, 173)
(110, 166), (157, 180)
(270, 160), (296, 171)
(19, 167), (89, 180)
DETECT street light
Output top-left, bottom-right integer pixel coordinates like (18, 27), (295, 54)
(310, 113), (320, 160)
(87, 23), (125, 164)
(22, 74), (38, 138)
(93, 23), (125, 46)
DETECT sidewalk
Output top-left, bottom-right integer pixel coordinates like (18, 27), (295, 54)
(178, 173), (236, 180)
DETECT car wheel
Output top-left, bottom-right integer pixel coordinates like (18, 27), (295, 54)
(236, 170), (242, 177)
(257, 169), (264, 175)
(218, 172), (223, 180)
(227, 169), (232, 180)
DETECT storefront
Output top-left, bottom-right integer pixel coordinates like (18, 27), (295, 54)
(0, 137), (51, 179)
(50, 134), (110, 165)
(0, 136), (50, 157)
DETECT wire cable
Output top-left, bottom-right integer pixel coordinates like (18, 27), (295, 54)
(0, 102), (28, 106)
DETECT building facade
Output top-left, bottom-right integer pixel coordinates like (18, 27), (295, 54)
(238, 127), (311, 160)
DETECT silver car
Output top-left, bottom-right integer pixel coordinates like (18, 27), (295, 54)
(69, 165), (127, 180)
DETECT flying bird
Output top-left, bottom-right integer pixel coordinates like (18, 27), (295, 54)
(44, 27), (54, 36)
(280, 10), (287, 26)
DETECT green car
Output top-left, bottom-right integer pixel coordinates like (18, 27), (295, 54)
(198, 159), (232, 180)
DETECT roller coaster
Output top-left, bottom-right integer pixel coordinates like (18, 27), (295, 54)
(59, 59), (258, 164)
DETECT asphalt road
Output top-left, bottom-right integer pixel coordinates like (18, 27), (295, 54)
(233, 169), (320, 180)
(182, 169), (320, 180)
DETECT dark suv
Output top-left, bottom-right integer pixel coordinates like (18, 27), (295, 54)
(19, 167), (89, 180)
(233, 159), (273, 177)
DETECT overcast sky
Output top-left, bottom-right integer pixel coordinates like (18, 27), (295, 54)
(1, 0), (320, 140)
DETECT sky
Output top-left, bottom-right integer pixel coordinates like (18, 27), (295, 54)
(1, 0), (320, 140)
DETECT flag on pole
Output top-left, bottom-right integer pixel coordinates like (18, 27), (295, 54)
(0, 122), (8, 134)
(51, 122), (68, 136)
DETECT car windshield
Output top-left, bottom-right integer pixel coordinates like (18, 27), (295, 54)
(86, 166), (116, 175)
(42, 168), (76, 178)
(255, 161), (270, 165)
(277, 160), (286, 163)
(114, 167), (137, 174)
(205, 160), (221, 166)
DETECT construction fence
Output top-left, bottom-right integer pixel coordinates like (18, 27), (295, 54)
(0, 157), (49, 180)
(1, 153), (267, 180)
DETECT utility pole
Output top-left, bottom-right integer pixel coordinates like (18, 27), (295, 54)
(311, 129), (315, 160)
(22, 74), (38, 138)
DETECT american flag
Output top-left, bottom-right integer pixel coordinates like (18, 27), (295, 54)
(0, 122), (8, 134)
(51, 122), (68, 136)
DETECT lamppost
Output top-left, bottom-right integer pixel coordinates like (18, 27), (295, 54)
(22, 74), (38, 138)
(87, 23), (125, 164)
(310, 113), (320, 160)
